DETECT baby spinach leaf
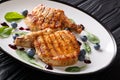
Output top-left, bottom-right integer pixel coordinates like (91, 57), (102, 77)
(0, 26), (8, 33)
(86, 31), (100, 44)
(83, 43), (91, 53)
(65, 66), (81, 72)
(16, 49), (43, 68)
(4, 12), (24, 22)
(65, 66), (86, 72)
(0, 27), (13, 38)
(2, 27), (13, 35)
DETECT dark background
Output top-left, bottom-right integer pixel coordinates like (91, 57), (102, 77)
(0, 0), (120, 80)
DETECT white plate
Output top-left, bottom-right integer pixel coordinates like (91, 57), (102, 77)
(0, 0), (117, 74)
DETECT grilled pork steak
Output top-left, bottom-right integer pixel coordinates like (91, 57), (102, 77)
(24, 4), (83, 33)
(14, 29), (80, 66)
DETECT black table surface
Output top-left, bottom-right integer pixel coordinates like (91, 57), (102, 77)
(0, 0), (120, 80)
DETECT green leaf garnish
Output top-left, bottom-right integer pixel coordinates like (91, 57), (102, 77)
(0, 26), (13, 38)
(14, 31), (28, 35)
(65, 66), (86, 72)
(16, 49), (43, 68)
(1, 27), (13, 35)
(4, 12), (24, 22)
(0, 26), (8, 33)
(86, 31), (100, 44)
(65, 66), (81, 72)
(83, 43), (91, 53)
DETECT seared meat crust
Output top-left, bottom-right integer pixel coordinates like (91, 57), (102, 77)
(14, 29), (80, 66)
(24, 4), (83, 33)
(34, 30), (80, 66)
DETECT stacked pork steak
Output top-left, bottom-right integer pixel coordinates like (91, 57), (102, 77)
(15, 4), (83, 66)
(24, 4), (83, 33)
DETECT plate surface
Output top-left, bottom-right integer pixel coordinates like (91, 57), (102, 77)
(0, 0), (117, 74)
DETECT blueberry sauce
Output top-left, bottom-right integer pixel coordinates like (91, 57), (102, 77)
(84, 59), (91, 64)
(8, 44), (17, 50)
(19, 27), (24, 30)
(45, 64), (53, 70)
(0, 22), (9, 27)
(8, 44), (25, 51)
(25, 28), (30, 31)
(18, 48), (25, 51)
(19, 27), (30, 31)
(77, 41), (82, 45)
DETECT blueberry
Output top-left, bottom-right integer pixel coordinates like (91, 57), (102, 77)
(78, 55), (85, 61)
(13, 34), (19, 40)
(80, 49), (86, 56)
(80, 35), (87, 42)
(94, 43), (100, 50)
(21, 10), (28, 17)
(11, 22), (17, 28)
(1, 22), (9, 27)
(27, 49), (35, 57)
(78, 49), (86, 61)
(84, 59), (91, 64)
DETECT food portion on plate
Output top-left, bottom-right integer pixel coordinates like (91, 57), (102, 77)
(14, 28), (80, 66)
(0, 3), (101, 72)
(14, 4), (83, 66)
(24, 4), (83, 33)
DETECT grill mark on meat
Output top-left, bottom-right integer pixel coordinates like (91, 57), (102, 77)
(41, 33), (53, 57)
(37, 34), (48, 56)
(50, 9), (56, 28)
(34, 40), (42, 56)
(33, 5), (45, 20)
(63, 31), (78, 51)
(41, 7), (50, 29)
(64, 31), (79, 54)
(52, 10), (57, 28)
(59, 31), (74, 54)
(43, 16), (49, 29)
(43, 34), (55, 57)
(42, 34), (50, 52)
(36, 5), (45, 17)
(52, 33), (63, 55)
(48, 33), (59, 57)
(37, 6), (45, 25)
(50, 33), (62, 55)
(31, 5), (46, 31)
(54, 32), (65, 55)
(46, 8), (54, 22)
(37, 37), (44, 55)
(54, 10), (62, 28)
(57, 32), (68, 55)
(47, 8), (54, 28)
(64, 31), (77, 56)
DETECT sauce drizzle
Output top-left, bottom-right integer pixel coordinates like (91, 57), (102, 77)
(8, 44), (17, 50)
(45, 64), (53, 70)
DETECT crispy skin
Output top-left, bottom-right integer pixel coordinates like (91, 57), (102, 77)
(24, 4), (83, 33)
(14, 29), (80, 66)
